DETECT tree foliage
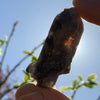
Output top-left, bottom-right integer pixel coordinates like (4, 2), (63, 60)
(0, 21), (43, 99)
(0, 21), (99, 100)
(60, 74), (99, 100)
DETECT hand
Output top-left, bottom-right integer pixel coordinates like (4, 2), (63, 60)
(15, 83), (70, 100)
(73, 0), (100, 25)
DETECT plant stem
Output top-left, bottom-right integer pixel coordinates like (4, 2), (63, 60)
(71, 82), (83, 100)
(97, 95), (100, 100)
(0, 42), (43, 86)
(71, 89), (77, 100)
(0, 87), (15, 99)
(0, 21), (18, 70)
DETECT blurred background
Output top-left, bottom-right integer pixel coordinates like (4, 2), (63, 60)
(0, 0), (100, 100)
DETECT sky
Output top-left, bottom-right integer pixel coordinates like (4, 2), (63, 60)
(0, 0), (100, 100)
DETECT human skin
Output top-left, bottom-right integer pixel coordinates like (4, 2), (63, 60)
(73, 0), (100, 25)
(15, 83), (70, 100)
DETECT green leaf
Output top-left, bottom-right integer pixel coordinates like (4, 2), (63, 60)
(31, 51), (35, 55)
(88, 74), (97, 81)
(90, 81), (99, 85)
(0, 39), (5, 46)
(0, 48), (2, 56)
(23, 50), (31, 55)
(60, 86), (72, 91)
(13, 84), (21, 88)
(23, 74), (29, 82)
(29, 78), (36, 82)
(73, 80), (77, 88)
(78, 75), (83, 81)
(0, 52), (2, 56)
(83, 83), (93, 88)
(4, 35), (7, 41)
(22, 69), (29, 75)
(32, 56), (38, 62)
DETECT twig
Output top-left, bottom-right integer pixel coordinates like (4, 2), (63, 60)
(97, 95), (100, 100)
(0, 21), (19, 70)
(0, 87), (14, 99)
(71, 83), (83, 100)
(0, 42), (43, 86)
(71, 89), (77, 100)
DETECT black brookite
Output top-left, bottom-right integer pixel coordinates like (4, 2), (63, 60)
(26, 7), (84, 88)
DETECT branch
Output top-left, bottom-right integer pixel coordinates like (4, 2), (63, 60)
(97, 95), (100, 100)
(0, 21), (19, 70)
(0, 42), (43, 86)
(0, 87), (14, 99)
(71, 89), (77, 100)
(71, 84), (82, 100)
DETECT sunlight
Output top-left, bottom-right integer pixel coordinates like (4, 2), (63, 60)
(76, 43), (82, 53)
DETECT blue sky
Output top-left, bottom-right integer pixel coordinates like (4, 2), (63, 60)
(0, 0), (100, 100)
